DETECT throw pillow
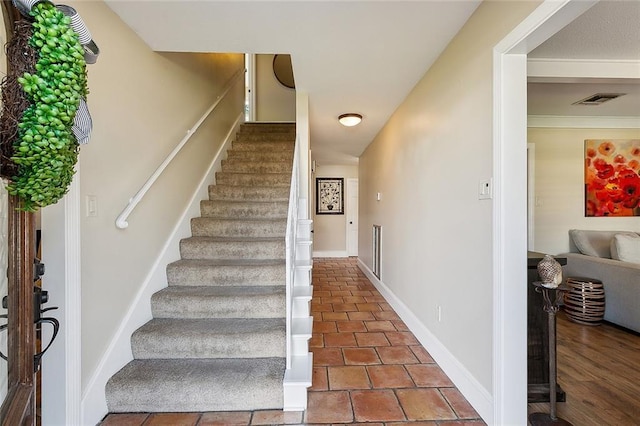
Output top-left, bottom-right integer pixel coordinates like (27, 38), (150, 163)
(610, 233), (640, 264)
(569, 229), (635, 258)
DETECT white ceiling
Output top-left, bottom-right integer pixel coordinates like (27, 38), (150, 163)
(105, 0), (482, 165)
(528, 0), (640, 120)
(105, 1), (639, 165)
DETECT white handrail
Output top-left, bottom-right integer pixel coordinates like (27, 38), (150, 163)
(115, 69), (245, 229)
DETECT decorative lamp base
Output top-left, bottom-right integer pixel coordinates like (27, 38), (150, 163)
(529, 412), (573, 425)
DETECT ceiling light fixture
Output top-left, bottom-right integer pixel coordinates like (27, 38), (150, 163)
(338, 113), (362, 127)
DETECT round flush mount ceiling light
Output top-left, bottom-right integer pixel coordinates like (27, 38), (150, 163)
(338, 113), (362, 127)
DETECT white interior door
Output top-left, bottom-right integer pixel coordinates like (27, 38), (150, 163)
(346, 178), (358, 256)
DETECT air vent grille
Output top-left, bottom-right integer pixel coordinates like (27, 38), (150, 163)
(573, 93), (626, 106)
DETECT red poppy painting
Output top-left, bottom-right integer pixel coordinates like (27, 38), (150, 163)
(585, 139), (640, 217)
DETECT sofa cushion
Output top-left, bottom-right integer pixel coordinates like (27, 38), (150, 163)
(611, 233), (640, 264)
(569, 229), (637, 258)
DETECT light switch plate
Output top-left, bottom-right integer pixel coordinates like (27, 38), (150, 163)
(86, 195), (98, 217)
(478, 179), (493, 200)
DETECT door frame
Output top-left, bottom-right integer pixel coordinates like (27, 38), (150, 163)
(1, 3), (38, 423)
(345, 178), (358, 257)
(40, 166), (82, 425)
(492, 0), (597, 423)
(0, 198), (36, 425)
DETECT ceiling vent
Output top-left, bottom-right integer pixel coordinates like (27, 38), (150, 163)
(573, 93), (626, 106)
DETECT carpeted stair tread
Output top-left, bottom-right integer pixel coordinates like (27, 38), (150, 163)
(166, 258), (285, 287)
(151, 285), (285, 319)
(240, 122), (294, 130)
(132, 318), (285, 359)
(180, 236), (285, 260)
(230, 141), (295, 152)
(221, 160), (292, 174)
(215, 172), (291, 187)
(226, 150), (294, 162)
(200, 200), (288, 219)
(208, 185), (290, 201)
(191, 217), (286, 238)
(233, 134), (295, 142)
(105, 358), (285, 412)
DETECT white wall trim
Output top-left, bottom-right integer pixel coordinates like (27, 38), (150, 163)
(493, 1), (597, 424)
(528, 58), (640, 80)
(312, 250), (348, 258)
(527, 143), (535, 252)
(357, 259), (492, 422)
(41, 163), (82, 426)
(65, 166), (82, 425)
(80, 113), (243, 426)
(528, 115), (640, 129)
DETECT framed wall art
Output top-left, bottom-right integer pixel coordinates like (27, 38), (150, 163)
(316, 177), (344, 215)
(585, 139), (640, 217)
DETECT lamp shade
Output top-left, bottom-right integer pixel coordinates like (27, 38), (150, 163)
(338, 113), (362, 127)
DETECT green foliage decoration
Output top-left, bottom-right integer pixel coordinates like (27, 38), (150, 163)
(7, 1), (88, 211)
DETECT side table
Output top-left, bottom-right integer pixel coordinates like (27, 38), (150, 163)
(529, 282), (573, 426)
(564, 277), (605, 326)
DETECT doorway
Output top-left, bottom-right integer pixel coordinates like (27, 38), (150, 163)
(493, 0), (598, 423)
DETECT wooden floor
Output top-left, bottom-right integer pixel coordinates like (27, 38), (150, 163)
(528, 311), (640, 426)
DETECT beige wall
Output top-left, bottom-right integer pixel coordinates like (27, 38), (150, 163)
(256, 54), (296, 122)
(529, 127), (640, 255)
(65, 1), (244, 391)
(313, 165), (358, 254)
(359, 0), (540, 393)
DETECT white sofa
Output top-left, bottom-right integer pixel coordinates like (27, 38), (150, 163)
(561, 229), (640, 333)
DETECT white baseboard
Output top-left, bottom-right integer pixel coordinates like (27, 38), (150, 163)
(80, 114), (243, 425)
(313, 250), (348, 258)
(356, 258), (493, 424)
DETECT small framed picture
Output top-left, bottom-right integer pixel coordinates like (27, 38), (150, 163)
(316, 178), (344, 215)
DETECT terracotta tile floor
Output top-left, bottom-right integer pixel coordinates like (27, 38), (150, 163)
(100, 258), (485, 425)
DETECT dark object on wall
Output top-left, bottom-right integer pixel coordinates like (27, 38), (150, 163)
(316, 177), (344, 215)
(273, 54), (295, 89)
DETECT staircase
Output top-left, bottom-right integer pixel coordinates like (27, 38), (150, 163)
(105, 122), (302, 413)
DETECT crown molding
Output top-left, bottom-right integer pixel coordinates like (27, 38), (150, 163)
(527, 58), (640, 81)
(528, 115), (640, 128)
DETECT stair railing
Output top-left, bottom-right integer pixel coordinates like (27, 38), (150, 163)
(284, 135), (300, 370)
(115, 68), (245, 229)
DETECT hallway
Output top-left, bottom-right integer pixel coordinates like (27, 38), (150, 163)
(100, 258), (484, 425)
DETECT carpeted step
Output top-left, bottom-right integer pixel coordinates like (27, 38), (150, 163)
(200, 200), (288, 219)
(105, 358), (285, 412)
(131, 318), (286, 359)
(166, 259), (286, 287)
(215, 172), (291, 187)
(239, 125), (294, 133)
(151, 286), (285, 319)
(230, 140), (295, 152)
(239, 122), (295, 133)
(180, 236), (285, 260)
(221, 159), (292, 174)
(226, 150), (294, 162)
(234, 133), (295, 142)
(191, 217), (286, 238)
(208, 185), (289, 202)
